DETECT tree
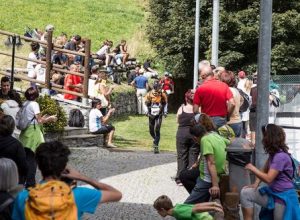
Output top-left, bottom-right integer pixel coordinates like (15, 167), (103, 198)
(147, 0), (300, 81)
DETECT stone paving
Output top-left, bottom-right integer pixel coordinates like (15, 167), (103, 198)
(68, 147), (189, 220)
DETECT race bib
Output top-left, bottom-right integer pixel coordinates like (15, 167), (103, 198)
(151, 104), (160, 116)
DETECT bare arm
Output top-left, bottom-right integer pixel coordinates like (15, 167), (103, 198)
(206, 154), (220, 197)
(193, 104), (200, 114)
(192, 202), (223, 214)
(102, 108), (115, 124)
(227, 97), (236, 117)
(245, 163), (279, 184)
(62, 166), (122, 204)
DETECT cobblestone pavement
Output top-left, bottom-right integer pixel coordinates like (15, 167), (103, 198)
(68, 147), (189, 220)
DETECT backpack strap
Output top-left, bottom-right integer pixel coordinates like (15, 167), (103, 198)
(282, 155), (295, 180)
(0, 195), (14, 212)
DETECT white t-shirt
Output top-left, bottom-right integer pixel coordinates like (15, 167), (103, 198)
(96, 45), (109, 56)
(89, 108), (103, 132)
(27, 52), (39, 78)
(24, 101), (40, 124)
(35, 64), (46, 84)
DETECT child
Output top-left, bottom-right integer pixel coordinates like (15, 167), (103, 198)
(153, 195), (223, 220)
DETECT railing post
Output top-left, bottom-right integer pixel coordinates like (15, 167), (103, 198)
(45, 30), (53, 94)
(82, 39), (91, 105)
(10, 35), (16, 89)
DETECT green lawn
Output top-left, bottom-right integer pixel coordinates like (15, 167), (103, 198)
(0, 0), (148, 52)
(112, 114), (177, 152)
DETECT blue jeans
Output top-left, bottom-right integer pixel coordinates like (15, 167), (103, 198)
(228, 121), (243, 137)
(184, 177), (212, 204)
(211, 116), (227, 129)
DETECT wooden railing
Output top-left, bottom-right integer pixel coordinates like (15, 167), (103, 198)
(0, 29), (91, 105)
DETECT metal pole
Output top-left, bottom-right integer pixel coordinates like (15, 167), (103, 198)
(193, 0), (200, 89)
(211, 0), (220, 67)
(10, 35), (16, 89)
(255, 0), (273, 217)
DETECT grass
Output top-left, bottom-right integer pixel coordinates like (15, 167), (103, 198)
(112, 114), (177, 152)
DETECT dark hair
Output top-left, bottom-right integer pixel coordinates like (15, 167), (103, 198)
(190, 124), (207, 138)
(193, 113), (216, 132)
(185, 89), (194, 105)
(220, 71), (236, 87)
(262, 124), (289, 156)
(153, 195), (173, 211)
(35, 141), (71, 178)
(30, 42), (40, 51)
(91, 99), (101, 108)
(1, 76), (10, 84)
(74, 35), (81, 42)
(0, 115), (15, 136)
(24, 87), (39, 101)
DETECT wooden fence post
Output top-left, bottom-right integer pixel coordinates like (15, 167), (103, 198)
(82, 39), (91, 105)
(45, 30), (53, 94)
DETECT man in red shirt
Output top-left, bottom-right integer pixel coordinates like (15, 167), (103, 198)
(193, 66), (235, 128)
(64, 64), (83, 101)
(159, 72), (174, 95)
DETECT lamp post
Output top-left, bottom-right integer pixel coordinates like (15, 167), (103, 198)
(193, 0), (201, 89)
(4, 35), (22, 89)
(211, 0), (220, 67)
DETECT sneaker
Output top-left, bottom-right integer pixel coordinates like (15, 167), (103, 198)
(153, 145), (159, 154)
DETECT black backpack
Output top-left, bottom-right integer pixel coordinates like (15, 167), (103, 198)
(68, 109), (85, 127)
(237, 88), (251, 113)
(0, 192), (14, 220)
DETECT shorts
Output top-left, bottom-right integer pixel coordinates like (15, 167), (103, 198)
(91, 124), (115, 134)
(249, 112), (256, 132)
(97, 54), (106, 61)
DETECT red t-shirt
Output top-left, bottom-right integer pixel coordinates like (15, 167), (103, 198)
(64, 74), (82, 100)
(160, 78), (174, 91)
(193, 79), (233, 117)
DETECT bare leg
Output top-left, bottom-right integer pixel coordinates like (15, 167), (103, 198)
(251, 131), (256, 145)
(107, 130), (115, 144)
(242, 207), (254, 220)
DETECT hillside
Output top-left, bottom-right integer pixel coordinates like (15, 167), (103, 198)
(0, 0), (154, 66)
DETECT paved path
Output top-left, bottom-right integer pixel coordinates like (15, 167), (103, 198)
(68, 147), (189, 220)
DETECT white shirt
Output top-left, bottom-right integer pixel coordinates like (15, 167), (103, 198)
(96, 45), (109, 56)
(27, 52), (39, 78)
(24, 101), (40, 124)
(89, 108), (103, 132)
(35, 64), (46, 84)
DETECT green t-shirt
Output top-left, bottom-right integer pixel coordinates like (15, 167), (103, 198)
(172, 204), (213, 220)
(199, 132), (229, 182)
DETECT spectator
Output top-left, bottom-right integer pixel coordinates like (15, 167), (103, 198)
(114, 40), (129, 67)
(64, 35), (82, 65)
(249, 72), (258, 144)
(64, 64), (83, 101)
(175, 90), (199, 185)
(0, 115), (28, 184)
(94, 70), (114, 115)
(127, 65), (140, 85)
(0, 158), (20, 219)
(12, 141), (122, 220)
(220, 70), (242, 137)
(184, 124), (229, 204)
(193, 65), (235, 128)
(237, 70), (247, 91)
(143, 59), (158, 79)
(40, 24), (54, 41)
(240, 78), (253, 138)
(153, 195), (223, 220)
(131, 68), (148, 114)
(160, 72), (174, 95)
(179, 113), (217, 194)
(145, 80), (168, 154)
(26, 42), (40, 88)
(52, 38), (68, 66)
(96, 40), (114, 68)
(89, 99), (116, 148)
(241, 124), (300, 220)
(19, 87), (57, 187)
(213, 66), (225, 80)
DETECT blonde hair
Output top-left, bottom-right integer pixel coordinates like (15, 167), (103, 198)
(244, 78), (253, 93)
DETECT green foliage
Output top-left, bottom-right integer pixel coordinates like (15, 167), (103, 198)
(147, 0), (300, 79)
(36, 95), (67, 132)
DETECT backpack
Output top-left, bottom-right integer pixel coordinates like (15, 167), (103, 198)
(25, 180), (77, 220)
(0, 192), (14, 220)
(68, 109), (85, 127)
(283, 156), (300, 190)
(237, 88), (251, 113)
(15, 102), (35, 130)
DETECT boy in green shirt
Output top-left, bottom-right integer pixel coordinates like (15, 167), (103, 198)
(153, 195), (223, 220)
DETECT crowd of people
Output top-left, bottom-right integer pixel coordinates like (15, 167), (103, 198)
(0, 24), (299, 220)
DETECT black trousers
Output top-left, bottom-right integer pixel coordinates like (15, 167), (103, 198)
(148, 114), (163, 146)
(179, 167), (200, 194)
(24, 147), (37, 188)
(176, 138), (200, 179)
